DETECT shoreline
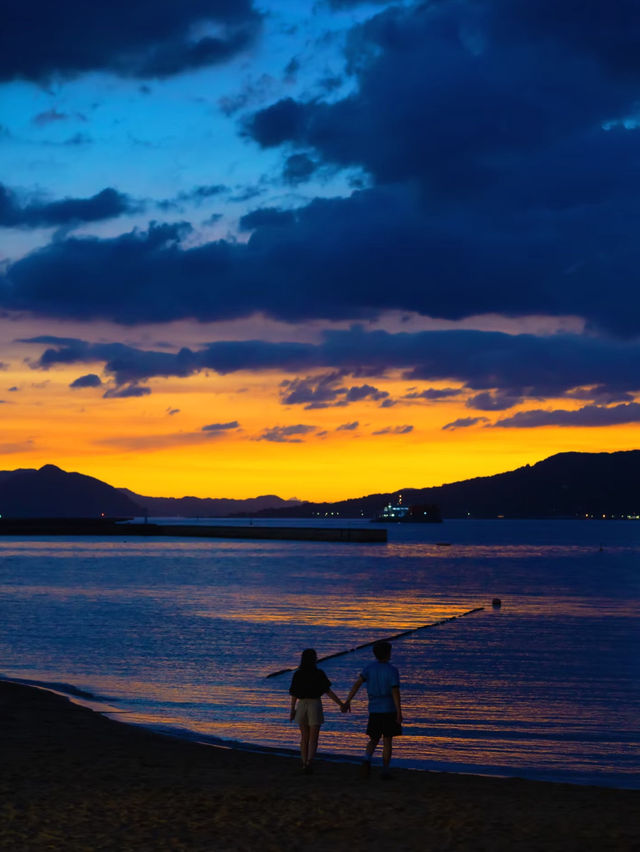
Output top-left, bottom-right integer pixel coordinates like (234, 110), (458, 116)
(1, 679), (638, 851)
(4, 674), (637, 792)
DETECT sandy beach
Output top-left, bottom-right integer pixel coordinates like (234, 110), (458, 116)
(1, 680), (638, 851)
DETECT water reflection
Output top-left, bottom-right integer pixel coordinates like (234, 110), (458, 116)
(0, 522), (638, 787)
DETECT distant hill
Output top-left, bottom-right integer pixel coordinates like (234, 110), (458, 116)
(247, 451), (640, 520)
(0, 465), (140, 518)
(118, 490), (301, 518)
(0, 464), (300, 518)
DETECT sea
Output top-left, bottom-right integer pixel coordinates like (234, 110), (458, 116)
(0, 518), (638, 789)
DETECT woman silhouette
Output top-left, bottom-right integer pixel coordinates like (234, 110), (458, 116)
(289, 648), (344, 773)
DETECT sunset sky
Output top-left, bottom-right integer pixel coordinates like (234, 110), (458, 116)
(1, 0), (639, 500)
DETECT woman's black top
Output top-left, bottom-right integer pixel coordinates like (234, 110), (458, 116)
(289, 667), (331, 699)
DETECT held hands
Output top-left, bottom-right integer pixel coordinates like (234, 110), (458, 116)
(341, 700), (351, 714)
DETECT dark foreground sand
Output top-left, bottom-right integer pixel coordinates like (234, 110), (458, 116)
(1, 680), (638, 851)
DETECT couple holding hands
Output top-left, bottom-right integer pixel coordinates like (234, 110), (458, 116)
(288, 641), (403, 779)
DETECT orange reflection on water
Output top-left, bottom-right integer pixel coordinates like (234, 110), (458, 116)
(387, 542), (637, 560)
(193, 596), (471, 629)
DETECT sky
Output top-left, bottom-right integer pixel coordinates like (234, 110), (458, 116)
(1, 0), (639, 501)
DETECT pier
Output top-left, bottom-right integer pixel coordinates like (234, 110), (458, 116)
(0, 518), (387, 543)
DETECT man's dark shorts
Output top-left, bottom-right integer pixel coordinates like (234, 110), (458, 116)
(366, 712), (402, 739)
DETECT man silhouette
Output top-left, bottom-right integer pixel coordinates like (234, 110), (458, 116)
(343, 641), (403, 779)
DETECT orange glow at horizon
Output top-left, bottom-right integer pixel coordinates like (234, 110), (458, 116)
(1, 354), (638, 500)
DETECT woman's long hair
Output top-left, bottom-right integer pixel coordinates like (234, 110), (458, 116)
(299, 648), (317, 669)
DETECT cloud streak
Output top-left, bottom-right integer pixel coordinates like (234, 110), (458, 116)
(21, 327), (640, 405)
(442, 417), (490, 431)
(102, 383), (151, 398)
(372, 425), (413, 436)
(0, 185), (135, 229)
(201, 420), (240, 432)
(256, 424), (316, 443)
(3, 175), (640, 335)
(280, 371), (389, 409)
(492, 403), (640, 429)
(69, 373), (102, 389)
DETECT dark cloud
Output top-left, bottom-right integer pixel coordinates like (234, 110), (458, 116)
(69, 373), (102, 389)
(159, 184), (227, 210)
(218, 73), (277, 117)
(167, 408), (180, 416)
(344, 384), (388, 403)
(0, 185), (134, 229)
(392, 329), (640, 400)
(492, 402), (640, 429)
(465, 390), (524, 411)
(283, 153), (316, 185)
(404, 388), (463, 401)
(318, 75), (343, 94)
(372, 425), (413, 435)
(256, 424), (316, 443)
(280, 371), (388, 409)
(22, 335), (83, 346)
(442, 417), (490, 431)
(280, 371), (347, 408)
(242, 0), (640, 337)
(102, 383), (151, 398)
(8, 386), (18, 391)
(227, 185), (264, 203)
(250, 2), (640, 190)
(32, 109), (71, 126)
(1, 0), (262, 82)
(3, 173), (640, 333)
(20, 327), (640, 404)
(489, 0), (640, 79)
(188, 185), (227, 201)
(247, 98), (306, 148)
(566, 385), (634, 404)
(337, 421), (359, 431)
(64, 132), (93, 147)
(239, 207), (296, 231)
(327, 0), (391, 6)
(30, 339), (184, 380)
(201, 420), (240, 431)
(284, 57), (300, 80)
(23, 334), (316, 383)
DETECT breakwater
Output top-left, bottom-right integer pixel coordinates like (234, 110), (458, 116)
(0, 517), (386, 543)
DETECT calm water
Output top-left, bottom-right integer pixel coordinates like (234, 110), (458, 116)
(0, 519), (638, 788)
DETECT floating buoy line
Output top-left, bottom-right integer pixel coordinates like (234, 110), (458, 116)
(265, 605), (485, 679)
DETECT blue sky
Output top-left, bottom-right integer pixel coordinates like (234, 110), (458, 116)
(0, 0), (367, 254)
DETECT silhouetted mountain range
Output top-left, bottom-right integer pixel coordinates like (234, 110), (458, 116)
(117, 489), (301, 518)
(0, 464), (299, 518)
(246, 451), (640, 520)
(0, 451), (638, 519)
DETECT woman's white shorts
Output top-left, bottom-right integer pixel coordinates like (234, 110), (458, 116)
(295, 697), (324, 726)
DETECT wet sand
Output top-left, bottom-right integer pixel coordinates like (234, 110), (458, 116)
(1, 679), (638, 851)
